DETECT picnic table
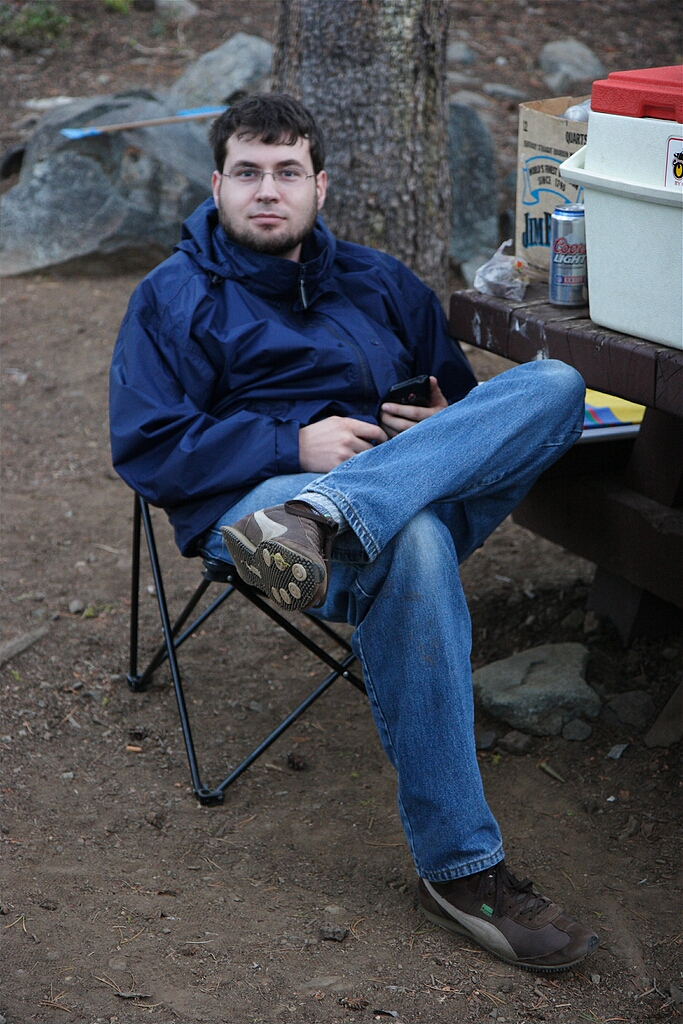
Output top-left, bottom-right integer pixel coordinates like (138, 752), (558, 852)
(450, 284), (683, 644)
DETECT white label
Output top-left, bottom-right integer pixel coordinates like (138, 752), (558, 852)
(665, 137), (683, 188)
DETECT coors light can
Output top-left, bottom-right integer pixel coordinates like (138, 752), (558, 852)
(549, 204), (587, 306)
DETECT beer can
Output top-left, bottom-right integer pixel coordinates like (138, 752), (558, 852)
(549, 204), (587, 306)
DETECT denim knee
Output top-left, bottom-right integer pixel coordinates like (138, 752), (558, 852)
(511, 360), (585, 438)
(355, 508), (456, 607)
(528, 359), (585, 406)
(392, 509), (454, 571)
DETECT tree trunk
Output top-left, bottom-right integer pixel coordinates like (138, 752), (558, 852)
(274, 0), (450, 298)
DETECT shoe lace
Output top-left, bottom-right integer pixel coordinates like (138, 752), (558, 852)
(478, 861), (552, 922)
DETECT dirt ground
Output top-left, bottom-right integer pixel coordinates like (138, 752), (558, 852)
(2, 274), (682, 1024)
(1, 3), (682, 1024)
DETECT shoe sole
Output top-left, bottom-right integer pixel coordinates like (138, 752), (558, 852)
(221, 526), (324, 611)
(419, 906), (596, 973)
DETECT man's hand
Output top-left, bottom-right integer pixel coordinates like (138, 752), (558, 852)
(380, 376), (448, 438)
(299, 416), (388, 472)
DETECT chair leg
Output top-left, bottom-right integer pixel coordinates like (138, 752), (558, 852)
(125, 496), (363, 806)
(234, 578), (365, 693)
(127, 494), (143, 689)
(137, 499), (224, 805)
(304, 613), (354, 653)
(215, 653), (357, 796)
(134, 577), (214, 687)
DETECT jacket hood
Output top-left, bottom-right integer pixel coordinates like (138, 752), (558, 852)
(175, 196), (336, 307)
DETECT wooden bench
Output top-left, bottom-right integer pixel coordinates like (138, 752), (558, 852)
(450, 285), (683, 644)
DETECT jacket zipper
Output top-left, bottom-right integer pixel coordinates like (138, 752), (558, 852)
(321, 311), (376, 404)
(345, 338), (374, 403)
(298, 269), (308, 310)
(299, 274), (374, 405)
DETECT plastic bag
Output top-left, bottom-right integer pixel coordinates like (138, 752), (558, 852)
(563, 98), (591, 121)
(473, 240), (530, 301)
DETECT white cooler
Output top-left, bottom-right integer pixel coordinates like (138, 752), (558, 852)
(560, 65), (683, 350)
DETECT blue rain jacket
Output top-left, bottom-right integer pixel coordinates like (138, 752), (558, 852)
(110, 198), (477, 556)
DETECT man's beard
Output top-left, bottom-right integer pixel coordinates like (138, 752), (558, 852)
(218, 197), (318, 257)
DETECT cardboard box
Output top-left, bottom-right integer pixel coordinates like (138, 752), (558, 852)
(515, 96), (589, 277)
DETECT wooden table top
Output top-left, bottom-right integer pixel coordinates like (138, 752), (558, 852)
(450, 284), (683, 418)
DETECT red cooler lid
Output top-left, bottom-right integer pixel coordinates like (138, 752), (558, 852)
(591, 65), (683, 122)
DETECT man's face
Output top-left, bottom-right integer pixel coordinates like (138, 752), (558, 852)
(211, 134), (327, 262)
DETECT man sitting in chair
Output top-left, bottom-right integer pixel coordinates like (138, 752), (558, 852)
(110, 93), (598, 972)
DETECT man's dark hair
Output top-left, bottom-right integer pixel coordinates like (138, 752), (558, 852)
(209, 93), (325, 174)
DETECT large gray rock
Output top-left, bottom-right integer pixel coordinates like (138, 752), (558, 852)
(155, 0), (199, 20)
(474, 728), (497, 751)
(539, 38), (606, 94)
(499, 729), (533, 754)
(644, 683), (682, 748)
(450, 90), (493, 111)
(167, 33), (273, 111)
(0, 91), (212, 276)
(0, 33), (273, 276)
(482, 83), (529, 101)
(448, 101), (498, 263)
(448, 71), (481, 89)
(606, 691), (656, 730)
(472, 643), (601, 737)
(562, 718), (593, 741)
(447, 41), (476, 65)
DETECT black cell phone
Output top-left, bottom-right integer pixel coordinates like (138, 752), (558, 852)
(383, 374), (431, 408)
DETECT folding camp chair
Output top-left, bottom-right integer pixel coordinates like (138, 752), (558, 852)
(126, 494), (366, 805)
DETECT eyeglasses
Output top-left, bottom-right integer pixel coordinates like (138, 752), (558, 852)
(222, 168), (316, 188)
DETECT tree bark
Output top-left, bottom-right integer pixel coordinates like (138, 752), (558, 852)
(274, 0), (450, 298)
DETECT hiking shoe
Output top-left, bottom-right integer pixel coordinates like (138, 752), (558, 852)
(221, 500), (338, 611)
(418, 861), (599, 971)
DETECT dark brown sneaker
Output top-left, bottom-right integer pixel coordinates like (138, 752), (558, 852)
(221, 500), (338, 611)
(418, 861), (599, 971)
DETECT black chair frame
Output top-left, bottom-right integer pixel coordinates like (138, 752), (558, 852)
(127, 494), (365, 806)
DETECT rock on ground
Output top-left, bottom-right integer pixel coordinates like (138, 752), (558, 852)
(0, 91), (212, 276)
(606, 690), (656, 730)
(0, 626), (49, 666)
(472, 643), (601, 737)
(539, 38), (606, 94)
(644, 682), (683, 748)
(451, 90), (493, 111)
(448, 101), (498, 264)
(447, 40), (476, 65)
(166, 33), (273, 111)
(498, 729), (533, 754)
(475, 728), (497, 751)
(155, 0), (199, 21)
(482, 83), (528, 101)
(562, 718), (593, 741)
(319, 922), (348, 942)
(0, 34), (271, 276)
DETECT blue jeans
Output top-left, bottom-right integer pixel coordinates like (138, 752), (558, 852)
(201, 361), (585, 881)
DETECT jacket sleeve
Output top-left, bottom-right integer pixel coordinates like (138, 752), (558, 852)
(109, 281), (301, 507)
(411, 288), (478, 402)
(385, 259), (477, 403)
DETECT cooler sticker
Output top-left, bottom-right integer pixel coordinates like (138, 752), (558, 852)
(665, 137), (683, 188)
